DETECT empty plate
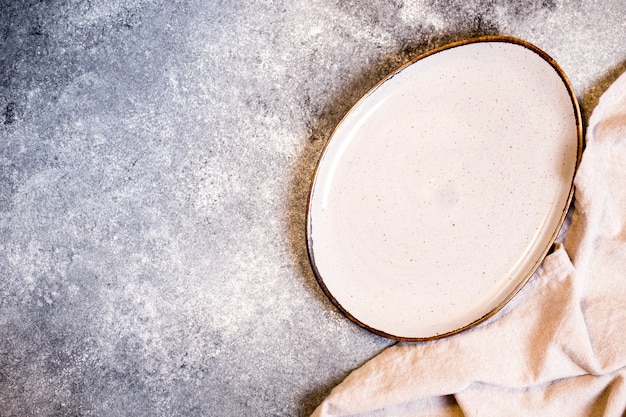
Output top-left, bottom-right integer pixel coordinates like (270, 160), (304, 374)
(306, 36), (582, 341)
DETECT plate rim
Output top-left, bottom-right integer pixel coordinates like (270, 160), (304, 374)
(305, 35), (584, 341)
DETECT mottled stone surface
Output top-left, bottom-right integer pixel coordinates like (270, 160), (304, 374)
(1, 1), (625, 416)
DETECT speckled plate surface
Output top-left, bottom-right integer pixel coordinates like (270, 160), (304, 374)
(306, 36), (583, 341)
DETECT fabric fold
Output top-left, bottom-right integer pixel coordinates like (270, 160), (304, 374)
(312, 71), (626, 417)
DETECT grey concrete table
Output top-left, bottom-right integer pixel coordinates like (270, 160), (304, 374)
(1, 1), (625, 416)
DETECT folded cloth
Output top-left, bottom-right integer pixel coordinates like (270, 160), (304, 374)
(311, 71), (626, 417)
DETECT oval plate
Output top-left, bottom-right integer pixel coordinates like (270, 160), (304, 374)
(306, 36), (583, 341)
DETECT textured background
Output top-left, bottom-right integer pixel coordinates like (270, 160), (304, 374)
(1, 1), (626, 416)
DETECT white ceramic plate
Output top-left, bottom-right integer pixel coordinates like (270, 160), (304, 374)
(306, 37), (582, 341)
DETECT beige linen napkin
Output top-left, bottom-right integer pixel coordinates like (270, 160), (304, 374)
(312, 71), (626, 417)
